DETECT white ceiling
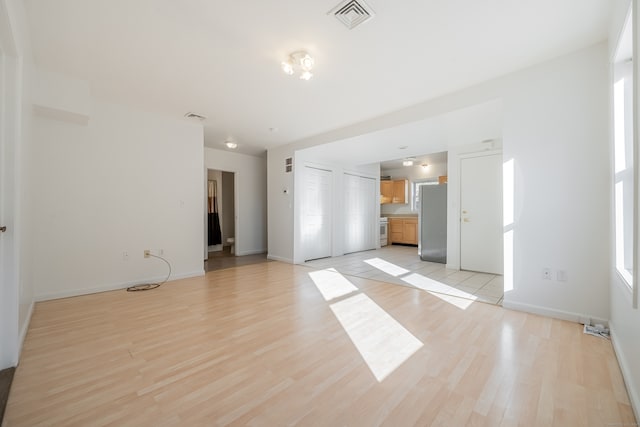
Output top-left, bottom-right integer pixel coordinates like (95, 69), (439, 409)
(380, 151), (448, 172)
(24, 0), (612, 156)
(298, 98), (502, 167)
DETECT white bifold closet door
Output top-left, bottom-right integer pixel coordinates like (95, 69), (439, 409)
(302, 166), (333, 261)
(344, 173), (377, 254)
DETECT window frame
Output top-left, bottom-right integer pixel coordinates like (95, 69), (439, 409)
(611, 4), (638, 308)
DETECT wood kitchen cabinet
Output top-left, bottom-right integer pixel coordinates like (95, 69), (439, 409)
(389, 217), (418, 245)
(380, 181), (394, 204)
(380, 179), (407, 204)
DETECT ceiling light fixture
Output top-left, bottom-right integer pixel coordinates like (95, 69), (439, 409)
(225, 141), (238, 149)
(402, 158), (415, 167)
(282, 50), (314, 80)
(421, 163), (429, 170)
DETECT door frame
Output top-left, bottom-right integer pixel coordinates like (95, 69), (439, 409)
(203, 168), (238, 260)
(457, 149), (503, 274)
(0, 0), (21, 369)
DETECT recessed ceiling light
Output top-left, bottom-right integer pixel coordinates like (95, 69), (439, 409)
(225, 141), (238, 149)
(398, 145), (408, 150)
(402, 158), (416, 167)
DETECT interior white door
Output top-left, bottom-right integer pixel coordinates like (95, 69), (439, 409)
(0, 49), (18, 369)
(344, 174), (376, 254)
(460, 153), (503, 274)
(302, 166), (332, 261)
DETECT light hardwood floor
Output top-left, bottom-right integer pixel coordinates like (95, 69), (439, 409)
(5, 261), (636, 426)
(305, 246), (504, 304)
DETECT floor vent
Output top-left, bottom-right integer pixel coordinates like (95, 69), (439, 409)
(328, 0), (375, 30)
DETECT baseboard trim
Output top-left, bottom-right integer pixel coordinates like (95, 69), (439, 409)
(267, 254), (293, 264)
(18, 301), (34, 360)
(610, 324), (640, 422)
(35, 269), (205, 302)
(502, 299), (608, 326)
(236, 248), (267, 256)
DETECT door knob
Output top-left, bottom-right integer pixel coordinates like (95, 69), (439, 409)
(462, 218), (470, 223)
(0, 226), (6, 232)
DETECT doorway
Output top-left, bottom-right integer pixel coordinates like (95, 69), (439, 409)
(205, 169), (235, 261)
(460, 153), (503, 274)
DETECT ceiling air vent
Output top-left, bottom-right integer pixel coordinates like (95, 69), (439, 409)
(184, 112), (207, 120)
(328, 0), (375, 30)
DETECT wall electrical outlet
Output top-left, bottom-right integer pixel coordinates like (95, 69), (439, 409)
(144, 250), (150, 258)
(542, 268), (552, 280)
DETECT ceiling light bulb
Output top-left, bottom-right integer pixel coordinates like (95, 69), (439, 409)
(281, 61), (294, 75)
(402, 160), (414, 167)
(421, 163), (429, 169)
(226, 141), (238, 149)
(300, 54), (314, 71)
(300, 71), (313, 81)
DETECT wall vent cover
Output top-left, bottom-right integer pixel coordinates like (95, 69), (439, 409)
(328, 0), (375, 30)
(184, 112), (207, 120)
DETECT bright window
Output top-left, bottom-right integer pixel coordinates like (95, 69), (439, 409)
(412, 179), (438, 211)
(613, 11), (634, 289)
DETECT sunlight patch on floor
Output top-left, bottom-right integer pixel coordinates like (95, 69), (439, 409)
(330, 293), (423, 382)
(426, 292), (475, 310)
(364, 257), (410, 277)
(308, 268), (358, 301)
(401, 273), (477, 308)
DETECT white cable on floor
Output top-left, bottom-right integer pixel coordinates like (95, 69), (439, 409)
(126, 254), (172, 292)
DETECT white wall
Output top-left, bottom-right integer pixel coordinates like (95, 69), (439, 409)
(608, 0), (640, 420)
(204, 147), (267, 256)
(30, 96), (205, 300)
(268, 43), (611, 325)
(500, 44), (610, 322)
(267, 145), (295, 262)
(32, 69), (90, 124)
(380, 162), (448, 215)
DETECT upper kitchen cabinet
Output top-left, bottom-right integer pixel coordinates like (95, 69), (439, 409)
(380, 179), (407, 204)
(380, 181), (393, 203)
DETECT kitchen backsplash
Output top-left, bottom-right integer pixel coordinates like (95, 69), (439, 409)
(381, 203), (415, 216)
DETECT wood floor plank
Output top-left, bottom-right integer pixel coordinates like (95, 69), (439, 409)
(4, 261), (636, 426)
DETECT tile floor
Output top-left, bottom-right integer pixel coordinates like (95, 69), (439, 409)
(304, 245), (504, 305)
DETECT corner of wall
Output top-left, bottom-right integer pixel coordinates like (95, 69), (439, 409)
(610, 323), (640, 422)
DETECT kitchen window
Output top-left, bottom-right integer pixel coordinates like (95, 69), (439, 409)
(412, 179), (438, 212)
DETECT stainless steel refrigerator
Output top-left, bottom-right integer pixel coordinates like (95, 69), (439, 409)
(418, 184), (447, 263)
